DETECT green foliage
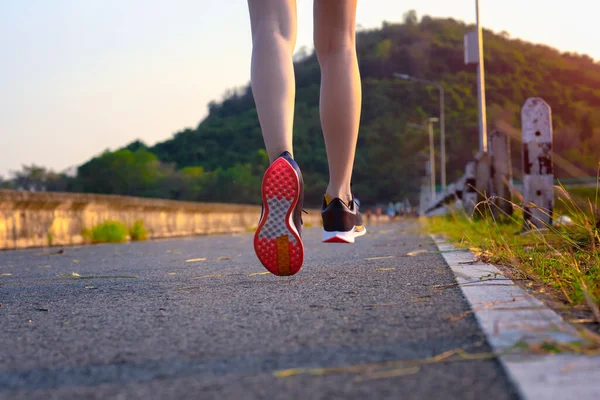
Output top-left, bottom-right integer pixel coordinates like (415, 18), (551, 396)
(77, 149), (163, 196)
(129, 220), (148, 241)
(90, 221), (128, 244)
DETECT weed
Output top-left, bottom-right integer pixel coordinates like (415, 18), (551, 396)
(90, 220), (128, 243)
(129, 220), (148, 241)
(81, 228), (92, 242)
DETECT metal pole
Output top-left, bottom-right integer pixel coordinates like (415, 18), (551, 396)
(439, 86), (446, 190)
(393, 73), (447, 190)
(476, 0), (488, 153)
(428, 119), (436, 201)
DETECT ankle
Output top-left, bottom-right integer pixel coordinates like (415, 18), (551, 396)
(267, 148), (293, 163)
(325, 187), (352, 204)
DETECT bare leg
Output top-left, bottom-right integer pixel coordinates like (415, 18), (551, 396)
(247, 0), (297, 162)
(313, 0), (361, 203)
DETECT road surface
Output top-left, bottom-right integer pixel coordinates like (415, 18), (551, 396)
(0, 221), (518, 399)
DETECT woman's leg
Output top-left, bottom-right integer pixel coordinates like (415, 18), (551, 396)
(247, 0), (297, 162)
(313, 0), (361, 203)
(249, 0), (305, 276)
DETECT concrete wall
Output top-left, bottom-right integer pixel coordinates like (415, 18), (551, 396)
(0, 190), (327, 250)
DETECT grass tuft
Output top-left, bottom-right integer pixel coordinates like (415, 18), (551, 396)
(90, 220), (128, 244)
(129, 220), (148, 241)
(426, 184), (600, 312)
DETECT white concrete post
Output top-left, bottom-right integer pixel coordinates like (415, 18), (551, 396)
(463, 161), (477, 216)
(420, 160), (432, 216)
(521, 98), (554, 229)
(474, 151), (492, 217)
(490, 130), (513, 217)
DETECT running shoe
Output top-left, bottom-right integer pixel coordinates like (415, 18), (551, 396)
(254, 151), (304, 276)
(321, 194), (367, 243)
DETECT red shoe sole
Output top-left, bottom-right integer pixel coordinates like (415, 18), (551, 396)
(253, 158), (304, 276)
(322, 236), (353, 244)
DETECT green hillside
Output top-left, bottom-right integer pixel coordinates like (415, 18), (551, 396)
(8, 12), (600, 207)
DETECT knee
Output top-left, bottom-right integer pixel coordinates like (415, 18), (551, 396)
(314, 28), (356, 60)
(251, 17), (296, 49)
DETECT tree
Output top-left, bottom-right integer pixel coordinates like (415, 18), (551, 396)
(403, 9), (418, 25)
(9, 164), (69, 192)
(0, 175), (13, 189)
(375, 39), (392, 75)
(124, 140), (148, 152)
(77, 149), (163, 197)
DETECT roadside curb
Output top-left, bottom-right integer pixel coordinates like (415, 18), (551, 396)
(433, 235), (600, 400)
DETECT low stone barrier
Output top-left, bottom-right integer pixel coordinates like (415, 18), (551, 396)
(0, 190), (327, 250)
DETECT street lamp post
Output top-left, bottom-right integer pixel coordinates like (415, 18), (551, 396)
(427, 117), (438, 201)
(408, 118), (438, 202)
(475, 0), (488, 153)
(393, 73), (446, 190)
(464, 0), (488, 153)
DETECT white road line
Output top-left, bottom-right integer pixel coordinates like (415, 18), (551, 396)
(433, 235), (600, 400)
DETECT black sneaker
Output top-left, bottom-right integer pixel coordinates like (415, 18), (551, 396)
(254, 151), (304, 276)
(321, 195), (367, 243)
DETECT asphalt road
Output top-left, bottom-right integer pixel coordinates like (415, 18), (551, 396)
(0, 221), (519, 399)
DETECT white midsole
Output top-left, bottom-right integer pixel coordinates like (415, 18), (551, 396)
(287, 165), (301, 239)
(322, 227), (366, 243)
(355, 227), (367, 237)
(288, 203), (299, 238)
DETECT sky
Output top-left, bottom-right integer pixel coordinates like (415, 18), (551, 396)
(0, 0), (598, 177)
